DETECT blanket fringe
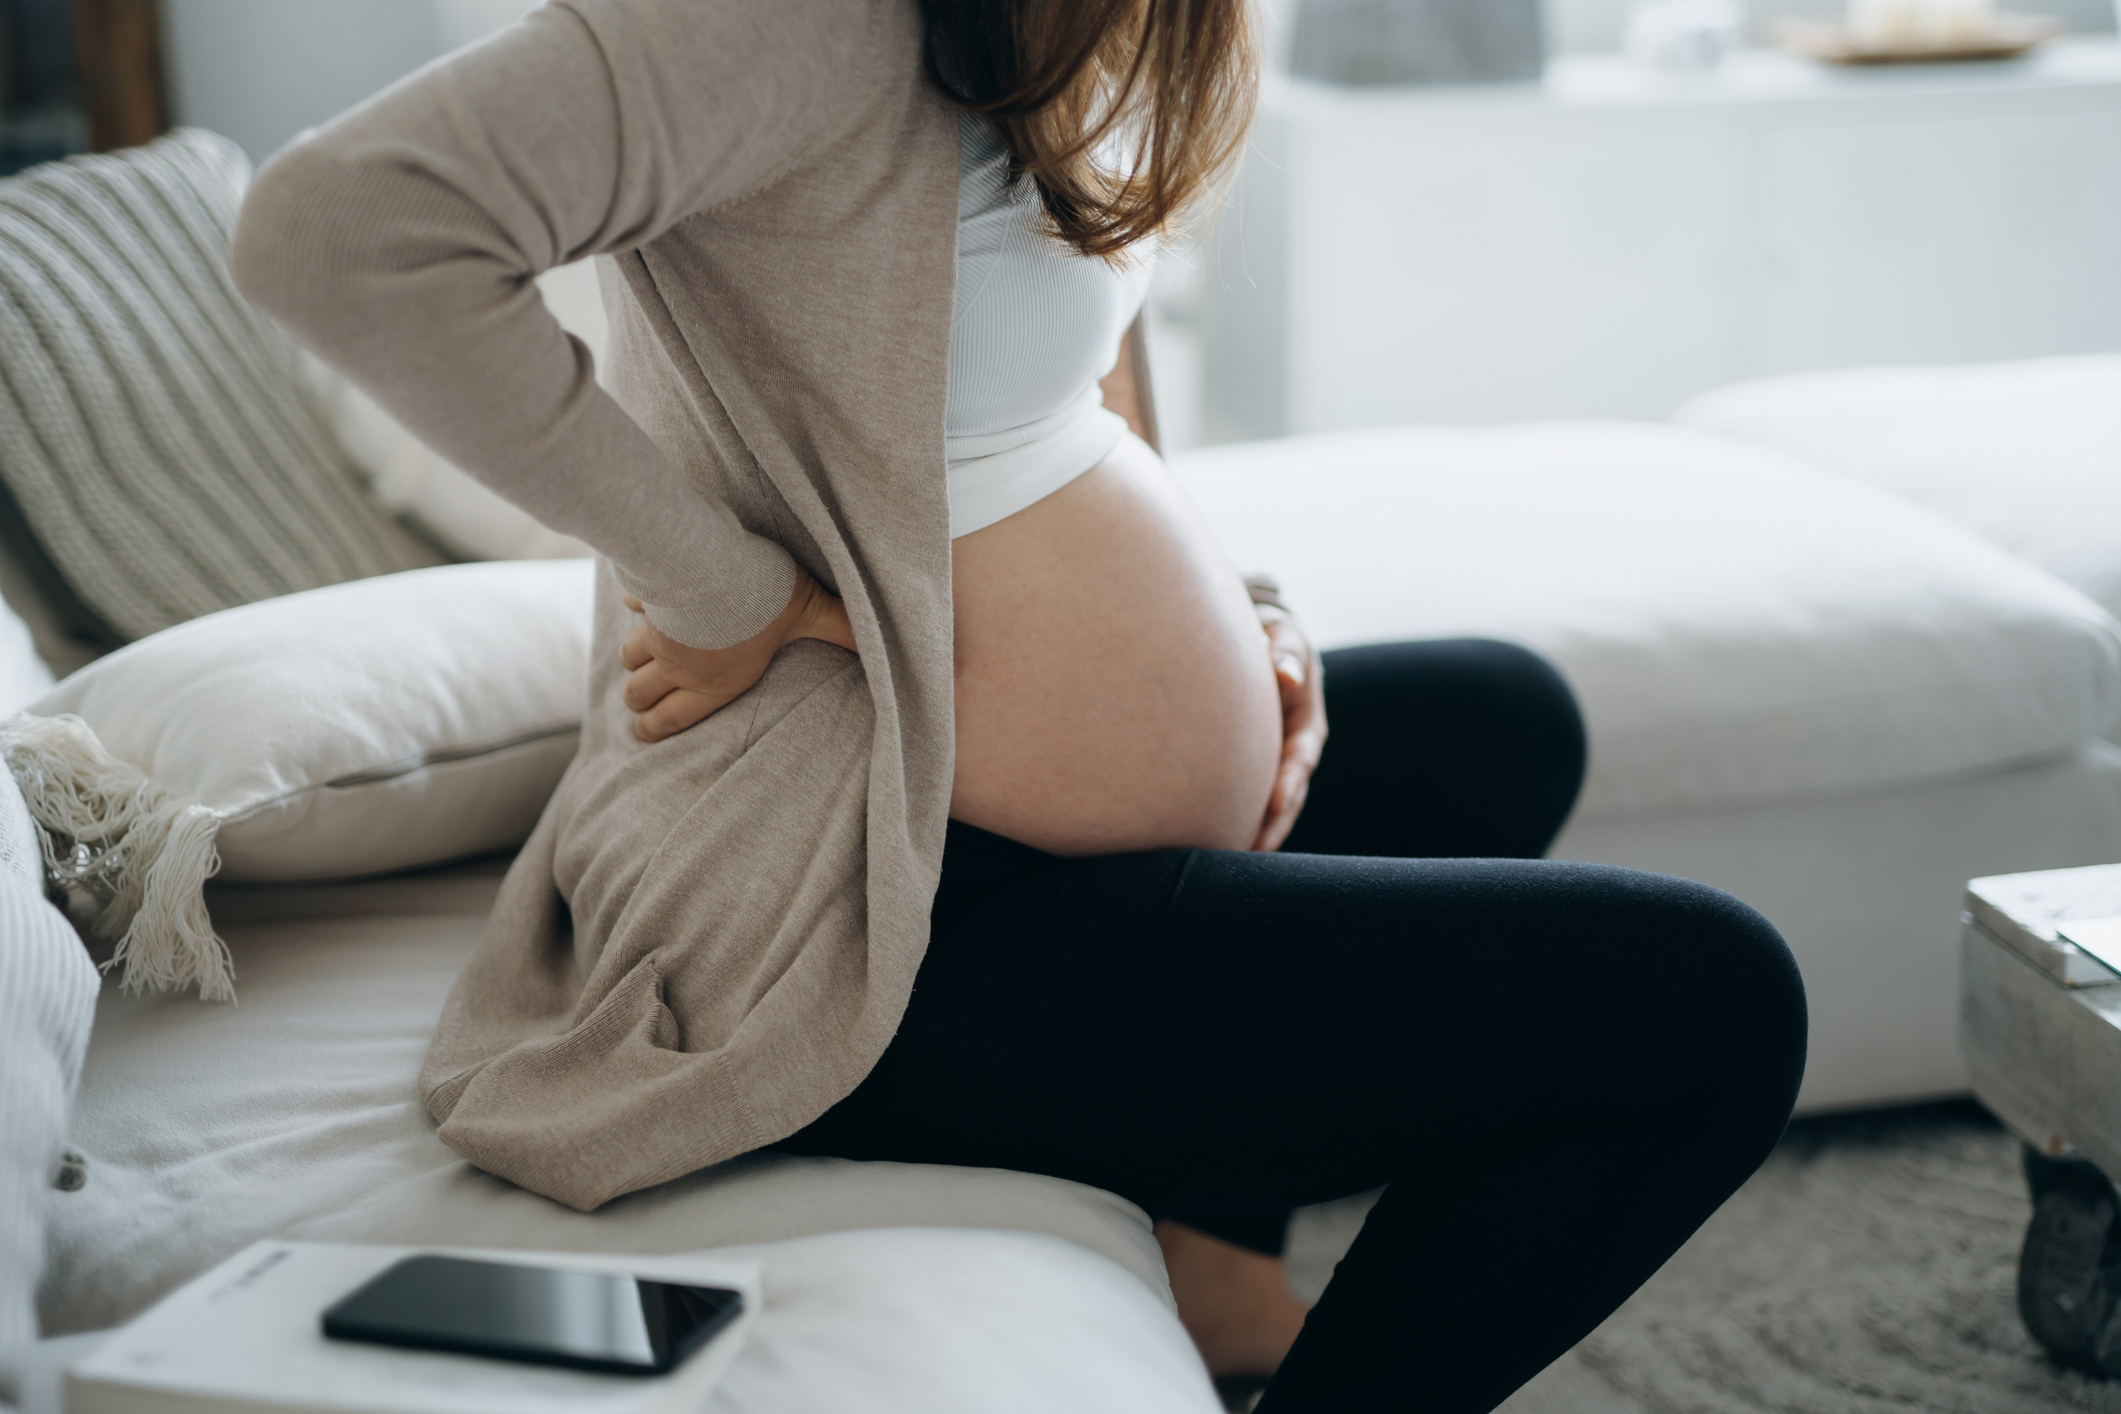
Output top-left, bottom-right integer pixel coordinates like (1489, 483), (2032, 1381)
(0, 712), (232, 1001)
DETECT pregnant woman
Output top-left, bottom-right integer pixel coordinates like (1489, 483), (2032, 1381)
(233, 0), (1806, 1408)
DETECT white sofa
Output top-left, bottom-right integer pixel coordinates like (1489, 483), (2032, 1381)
(15, 863), (1216, 1414)
(1171, 396), (2121, 1114)
(12, 337), (2120, 1405)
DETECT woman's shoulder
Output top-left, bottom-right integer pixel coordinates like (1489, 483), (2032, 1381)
(558, 0), (925, 135)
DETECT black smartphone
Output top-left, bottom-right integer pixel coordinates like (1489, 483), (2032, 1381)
(321, 1255), (744, 1376)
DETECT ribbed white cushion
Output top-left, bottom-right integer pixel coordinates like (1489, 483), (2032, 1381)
(0, 787), (97, 1409)
(1172, 421), (2121, 816)
(0, 753), (41, 893)
(1676, 357), (2121, 627)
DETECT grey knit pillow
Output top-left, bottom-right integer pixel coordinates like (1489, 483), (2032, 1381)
(0, 128), (437, 645)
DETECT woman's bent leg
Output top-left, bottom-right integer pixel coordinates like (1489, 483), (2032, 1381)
(783, 830), (1806, 1413)
(1281, 638), (1587, 861)
(1176, 638), (1588, 1260)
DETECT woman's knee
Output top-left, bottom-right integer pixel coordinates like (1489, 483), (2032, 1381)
(1307, 638), (1587, 858)
(1545, 864), (1805, 1115)
(1629, 871), (1808, 1126)
(1424, 639), (1586, 846)
(1325, 639), (1581, 749)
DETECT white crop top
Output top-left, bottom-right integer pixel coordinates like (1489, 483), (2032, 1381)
(946, 114), (1155, 539)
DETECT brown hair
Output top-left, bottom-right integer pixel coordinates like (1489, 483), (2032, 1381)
(922, 0), (1258, 260)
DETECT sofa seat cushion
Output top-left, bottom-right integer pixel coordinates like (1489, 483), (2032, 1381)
(38, 865), (1165, 1340)
(1171, 421), (2121, 817)
(1676, 356), (2121, 626)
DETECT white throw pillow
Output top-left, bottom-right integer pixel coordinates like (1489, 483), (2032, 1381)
(5, 560), (593, 998)
(303, 262), (604, 563)
(1677, 356), (2121, 625)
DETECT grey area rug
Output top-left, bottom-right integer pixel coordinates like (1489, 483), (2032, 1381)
(1282, 1102), (2121, 1413)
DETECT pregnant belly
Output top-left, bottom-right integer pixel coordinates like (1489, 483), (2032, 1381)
(949, 432), (1283, 856)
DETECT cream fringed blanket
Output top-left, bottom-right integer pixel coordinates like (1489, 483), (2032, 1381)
(1, 715), (227, 1000)
(233, 0), (963, 1210)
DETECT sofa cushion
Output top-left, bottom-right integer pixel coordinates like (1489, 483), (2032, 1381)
(10, 560), (592, 1000)
(0, 129), (436, 646)
(1171, 421), (2121, 816)
(1677, 356), (2121, 625)
(39, 865), (1167, 1342)
(25, 558), (592, 889)
(0, 791), (97, 1408)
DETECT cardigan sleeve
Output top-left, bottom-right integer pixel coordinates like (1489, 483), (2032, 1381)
(232, 0), (890, 650)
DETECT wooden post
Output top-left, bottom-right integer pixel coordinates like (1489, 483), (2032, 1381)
(70, 0), (166, 152)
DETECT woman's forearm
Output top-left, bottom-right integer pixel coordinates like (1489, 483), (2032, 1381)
(230, 0), (887, 649)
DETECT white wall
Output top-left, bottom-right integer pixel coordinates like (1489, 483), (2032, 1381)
(162, 0), (537, 164)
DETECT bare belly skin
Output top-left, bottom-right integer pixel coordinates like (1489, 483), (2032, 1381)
(948, 432), (1283, 856)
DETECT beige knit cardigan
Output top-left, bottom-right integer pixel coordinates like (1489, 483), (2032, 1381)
(233, 0), (962, 1211)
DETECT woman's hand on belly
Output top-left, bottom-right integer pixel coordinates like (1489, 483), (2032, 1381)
(950, 434), (1285, 856)
(1254, 614), (1329, 852)
(620, 576), (855, 742)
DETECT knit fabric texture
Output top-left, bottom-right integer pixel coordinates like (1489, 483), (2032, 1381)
(0, 128), (435, 645)
(232, 0), (961, 1211)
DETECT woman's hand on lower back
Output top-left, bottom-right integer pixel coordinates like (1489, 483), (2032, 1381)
(1253, 616), (1328, 852)
(620, 575), (856, 743)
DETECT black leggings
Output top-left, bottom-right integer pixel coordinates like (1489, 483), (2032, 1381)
(783, 640), (1807, 1414)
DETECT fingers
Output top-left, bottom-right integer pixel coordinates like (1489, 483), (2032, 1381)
(1275, 655), (1306, 723)
(621, 622), (657, 672)
(1294, 711), (1328, 768)
(1255, 616), (1327, 851)
(1254, 793), (1298, 852)
(1266, 619), (1318, 720)
(635, 689), (717, 744)
(618, 606), (777, 742)
(623, 594), (645, 614)
(1253, 744), (1312, 852)
(1264, 774), (1311, 852)
(621, 658), (683, 714)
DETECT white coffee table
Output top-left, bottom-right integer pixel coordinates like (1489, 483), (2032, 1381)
(1962, 863), (2121, 1371)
